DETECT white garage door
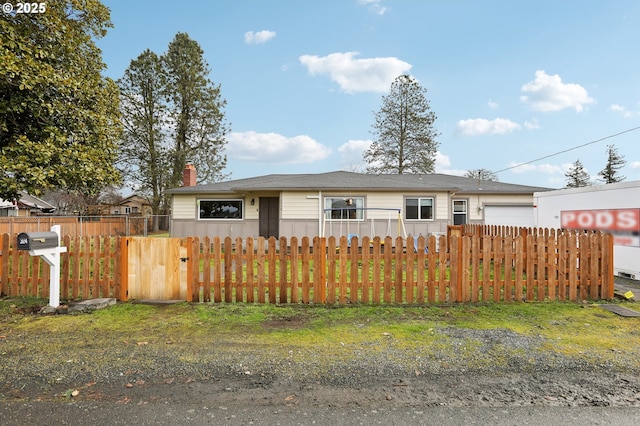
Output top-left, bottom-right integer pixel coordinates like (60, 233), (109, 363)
(484, 205), (534, 227)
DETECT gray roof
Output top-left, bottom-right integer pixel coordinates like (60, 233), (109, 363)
(167, 171), (553, 195)
(0, 191), (56, 211)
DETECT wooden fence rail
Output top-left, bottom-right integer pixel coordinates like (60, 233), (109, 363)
(1, 231), (614, 304)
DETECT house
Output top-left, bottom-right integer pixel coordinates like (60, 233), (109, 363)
(167, 166), (552, 239)
(534, 180), (640, 279)
(111, 194), (152, 216)
(0, 191), (56, 217)
(88, 194), (152, 216)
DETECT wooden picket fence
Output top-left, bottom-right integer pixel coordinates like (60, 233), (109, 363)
(0, 230), (614, 304)
(0, 233), (122, 300)
(180, 232), (613, 304)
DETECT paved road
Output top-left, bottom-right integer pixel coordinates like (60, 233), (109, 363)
(2, 400), (640, 425)
(614, 276), (640, 300)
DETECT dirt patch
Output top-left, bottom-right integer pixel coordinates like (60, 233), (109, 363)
(262, 315), (309, 330)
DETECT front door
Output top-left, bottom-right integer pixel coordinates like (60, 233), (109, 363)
(259, 197), (279, 238)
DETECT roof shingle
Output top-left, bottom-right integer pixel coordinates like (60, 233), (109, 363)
(167, 171), (553, 195)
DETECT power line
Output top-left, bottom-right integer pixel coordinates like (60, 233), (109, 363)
(492, 125), (640, 174)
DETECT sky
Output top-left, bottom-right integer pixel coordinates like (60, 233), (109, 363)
(97, 0), (640, 189)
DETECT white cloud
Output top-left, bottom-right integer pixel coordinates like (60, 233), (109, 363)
(456, 118), (521, 136)
(435, 151), (451, 168)
(487, 99), (498, 109)
(507, 161), (570, 175)
(226, 131), (331, 164)
(631, 161), (640, 169)
(244, 30), (276, 45)
(520, 70), (595, 112)
(608, 104), (636, 118)
(434, 151), (466, 175)
(338, 139), (372, 170)
(507, 161), (588, 183)
(357, 0), (388, 15)
(524, 118), (540, 130)
(299, 52), (411, 93)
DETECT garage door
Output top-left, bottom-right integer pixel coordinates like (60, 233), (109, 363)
(484, 205), (534, 227)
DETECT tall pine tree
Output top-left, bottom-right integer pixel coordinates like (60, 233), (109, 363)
(163, 33), (229, 188)
(363, 75), (439, 174)
(598, 144), (626, 184)
(118, 33), (230, 215)
(117, 49), (169, 216)
(565, 159), (591, 188)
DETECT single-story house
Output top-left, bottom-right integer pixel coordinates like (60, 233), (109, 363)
(0, 191), (56, 217)
(167, 167), (552, 239)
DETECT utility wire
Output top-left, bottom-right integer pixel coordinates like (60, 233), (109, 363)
(492, 125), (640, 174)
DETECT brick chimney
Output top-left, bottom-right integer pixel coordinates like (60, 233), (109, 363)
(182, 164), (196, 187)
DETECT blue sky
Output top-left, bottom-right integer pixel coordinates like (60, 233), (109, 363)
(97, 0), (640, 189)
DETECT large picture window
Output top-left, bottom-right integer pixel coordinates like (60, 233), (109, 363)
(199, 200), (243, 219)
(405, 197), (434, 220)
(324, 197), (364, 220)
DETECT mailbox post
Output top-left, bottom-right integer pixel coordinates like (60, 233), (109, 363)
(16, 225), (67, 308)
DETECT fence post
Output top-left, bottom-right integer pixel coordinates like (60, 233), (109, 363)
(313, 237), (326, 304)
(116, 237), (128, 301)
(0, 234), (8, 296)
(604, 233), (614, 299)
(185, 237), (193, 302)
(449, 236), (460, 302)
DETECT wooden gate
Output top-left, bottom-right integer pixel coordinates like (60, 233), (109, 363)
(123, 237), (187, 300)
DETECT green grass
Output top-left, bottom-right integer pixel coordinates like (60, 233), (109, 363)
(2, 298), (638, 367)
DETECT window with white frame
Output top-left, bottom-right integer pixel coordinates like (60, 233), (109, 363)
(405, 197), (434, 220)
(453, 199), (467, 225)
(324, 197), (364, 220)
(199, 199), (243, 219)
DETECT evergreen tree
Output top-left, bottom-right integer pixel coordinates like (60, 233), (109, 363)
(117, 50), (170, 216)
(565, 159), (591, 188)
(363, 75), (440, 174)
(598, 144), (626, 184)
(118, 33), (230, 216)
(163, 33), (229, 189)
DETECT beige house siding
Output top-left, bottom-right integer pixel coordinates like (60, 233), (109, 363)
(172, 195), (197, 219)
(362, 193), (403, 218)
(245, 198), (259, 220)
(281, 192), (319, 220)
(476, 193), (533, 206)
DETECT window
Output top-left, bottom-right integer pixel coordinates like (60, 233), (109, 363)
(324, 197), (364, 220)
(199, 200), (243, 219)
(453, 200), (467, 225)
(405, 197), (434, 220)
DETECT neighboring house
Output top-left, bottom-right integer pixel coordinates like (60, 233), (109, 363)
(167, 168), (552, 239)
(88, 194), (152, 216)
(112, 195), (152, 216)
(534, 180), (640, 279)
(0, 191), (56, 217)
